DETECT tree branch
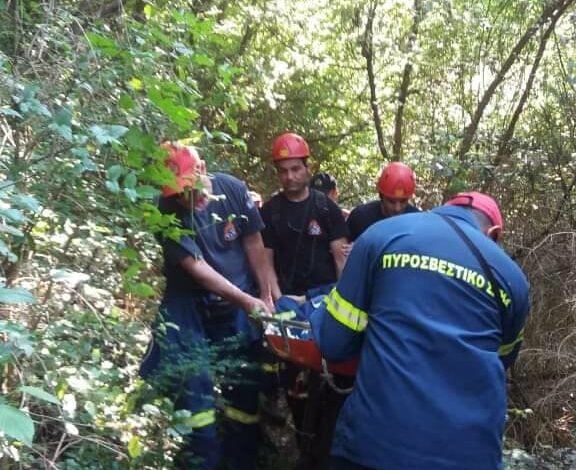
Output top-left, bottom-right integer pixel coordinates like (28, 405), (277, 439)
(492, 0), (571, 172)
(361, 0), (390, 161)
(392, 0), (422, 161)
(511, 171), (576, 259)
(457, 0), (576, 161)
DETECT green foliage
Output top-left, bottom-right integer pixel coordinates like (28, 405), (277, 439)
(0, 401), (35, 447)
(0, 0), (574, 467)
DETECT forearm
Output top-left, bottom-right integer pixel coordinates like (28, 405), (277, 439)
(330, 237), (348, 278)
(180, 256), (254, 311)
(243, 233), (281, 300)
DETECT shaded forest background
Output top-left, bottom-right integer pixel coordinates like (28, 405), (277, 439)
(0, 0), (575, 468)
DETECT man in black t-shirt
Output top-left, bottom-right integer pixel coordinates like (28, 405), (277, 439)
(347, 161), (420, 241)
(261, 135), (348, 296)
(261, 133), (349, 470)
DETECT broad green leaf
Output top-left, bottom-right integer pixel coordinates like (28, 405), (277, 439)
(71, 148), (90, 159)
(0, 288), (36, 304)
(0, 239), (15, 259)
(193, 54), (214, 67)
(124, 172), (137, 189)
(118, 93), (135, 111)
(48, 107), (73, 142)
(90, 125), (129, 145)
(124, 128), (156, 152)
(107, 165), (124, 182)
(121, 248), (138, 261)
(19, 98), (51, 118)
(49, 123), (73, 142)
(136, 185), (159, 199)
(0, 224), (24, 237)
(52, 107), (72, 126)
(12, 194), (41, 213)
(0, 208), (26, 224)
(105, 181), (120, 193)
(128, 282), (156, 298)
(147, 88), (198, 129)
(86, 33), (120, 57)
(123, 188), (138, 202)
(0, 180), (14, 193)
(0, 107), (21, 118)
(0, 403), (34, 446)
(19, 386), (60, 405)
(128, 435), (142, 459)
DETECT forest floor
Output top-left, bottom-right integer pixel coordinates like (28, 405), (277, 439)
(256, 395), (576, 470)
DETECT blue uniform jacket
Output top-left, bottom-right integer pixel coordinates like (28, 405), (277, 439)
(310, 206), (530, 470)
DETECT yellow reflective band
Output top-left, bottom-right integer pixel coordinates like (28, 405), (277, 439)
(274, 310), (297, 320)
(325, 288), (368, 332)
(183, 409), (216, 428)
(261, 363), (279, 373)
(224, 406), (259, 424)
(499, 328), (525, 356)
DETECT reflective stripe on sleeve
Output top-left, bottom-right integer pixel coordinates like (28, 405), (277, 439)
(499, 328), (525, 356)
(224, 406), (260, 424)
(183, 409), (216, 428)
(261, 362), (280, 373)
(325, 288), (368, 332)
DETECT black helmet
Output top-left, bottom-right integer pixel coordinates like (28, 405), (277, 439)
(311, 172), (336, 194)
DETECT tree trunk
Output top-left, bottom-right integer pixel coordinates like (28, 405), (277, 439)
(361, 0), (390, 161)
(457, 0), (576, 162)
(392, 0), (423, 161)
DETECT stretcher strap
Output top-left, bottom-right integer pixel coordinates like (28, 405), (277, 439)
(320, 359), (353, 395)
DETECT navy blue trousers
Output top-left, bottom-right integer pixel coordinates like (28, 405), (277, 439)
(140, 294), (261, 470)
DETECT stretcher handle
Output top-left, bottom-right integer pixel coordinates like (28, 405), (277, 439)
(260, 315), (310, 357)
(258, 315), (310, 329)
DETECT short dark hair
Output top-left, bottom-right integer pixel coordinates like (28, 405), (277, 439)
(311, 172), (336, 194)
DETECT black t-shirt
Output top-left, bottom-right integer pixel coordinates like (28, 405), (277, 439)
(261, 189), (349, 295)
(347, 200), (420, 241)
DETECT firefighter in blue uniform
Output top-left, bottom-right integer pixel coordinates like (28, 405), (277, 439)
(347, 161), (419, 241)
(311, 192), (530, 470)
(139, 142), (276, 469)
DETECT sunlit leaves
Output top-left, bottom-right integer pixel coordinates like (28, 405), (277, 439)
(49, 107), (73, 142)
(0, 288), (36, 305)
(0, 401), (34, 447)
(19, 386), (60, 405)
(89, 124), (129, 145)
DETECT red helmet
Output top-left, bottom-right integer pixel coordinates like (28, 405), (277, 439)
(377, 162), (416, 199)
(445, 192), (504, 233)
(161, 142), (202, 197)
(271, 133), (310, 161)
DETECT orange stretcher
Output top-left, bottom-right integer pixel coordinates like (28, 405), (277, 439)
(261, 315), (358, 376)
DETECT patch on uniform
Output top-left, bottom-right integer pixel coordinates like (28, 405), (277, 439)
(307, 219), (322, 236)
(223, 221), (238, 241)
